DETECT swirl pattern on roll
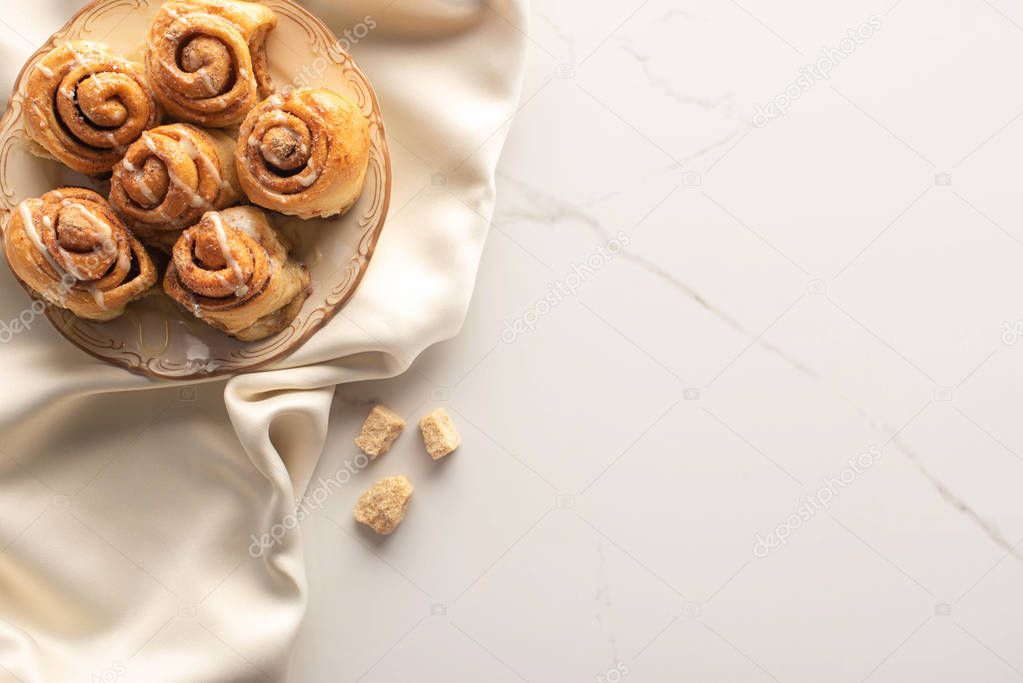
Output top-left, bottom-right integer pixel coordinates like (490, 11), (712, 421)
(110, 124), (241, 250)
(236, 88), (371, 219)
(146, 0), (277, 128)
(164, 207), (311, 341)
(24, 41), (161, 176)
(3, 188), (157, 321)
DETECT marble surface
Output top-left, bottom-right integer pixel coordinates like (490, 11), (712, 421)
(291, 0), (1023, 681)
(2, 0), (1021, 681)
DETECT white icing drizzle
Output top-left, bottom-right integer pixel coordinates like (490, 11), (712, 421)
(163, 6), (185, 25)
(183, 288), (203, 318)
(160, 7), (227, 96)
(18, 201), (61, 275)
(147, 206), (171, 222)
(16, 200), (74, 306)
(18, 196), (130, 312)
(65, 201), (114, 251)
(136, 181), (159, 206)
(197, 67), (216, 93)
(168, 171), (208, 211)
(133, 134), (173, 217)
(297, 169), (319, 187)
(55, 200), (116, 309)
(30, 103), (47, 129)
(103, 131), (122, 151)
(160, 59), (180, 79)
(88, 287), (107, 309)
(169, 171), (194, 195)
(258, 141), (310, 169)
(209, 213), (248, 297)
(135, 132), (223, 213)
(223, 212), (262, 239)
(176, 132), (230, 192)
(62, 43), (91, 78)
(175, 132), (200, 158)
(246, 109), (318, 185)
(35, 63), (54, 78)
(248, 113), (293, 150)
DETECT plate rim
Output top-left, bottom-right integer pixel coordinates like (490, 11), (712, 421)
(0, 0), (393, 381)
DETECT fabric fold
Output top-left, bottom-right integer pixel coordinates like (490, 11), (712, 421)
(0, 0), (528, 680)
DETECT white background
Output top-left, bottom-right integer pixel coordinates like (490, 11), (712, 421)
(4, 0), (1023, 681)
(292, 1), (1023, 681)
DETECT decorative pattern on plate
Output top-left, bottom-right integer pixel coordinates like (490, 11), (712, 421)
(0, 0), (391, 379)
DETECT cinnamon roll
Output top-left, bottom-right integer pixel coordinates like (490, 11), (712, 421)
(110, 124), (241, 251)
(146, 0), (277, 128)
(235, 88), (370, 219)
(3, 188), (157, 321)
(24, 41), (161, 176)
(163, 207), (311, 341)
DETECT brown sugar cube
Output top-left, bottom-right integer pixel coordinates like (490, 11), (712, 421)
(419, 408), (461, 460)
(354, 405), (406, 459)
(353, 475), (414, 535)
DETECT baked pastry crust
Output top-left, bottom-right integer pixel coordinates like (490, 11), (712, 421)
(163, 206), (311, 341)
(24, 41), (161, 176)
(235, 88), (371, 219)
(110, 123), (241, 251)
(146, 0), (277, 127)
(3, 188), (157, 321)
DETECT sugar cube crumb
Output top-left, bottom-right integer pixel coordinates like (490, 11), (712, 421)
(353, 475), (414, 535)
(419, 408), (460, 460)
(354, 404), (405, 459)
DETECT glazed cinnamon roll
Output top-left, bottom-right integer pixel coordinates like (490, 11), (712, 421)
(110, 124), (241, 251)
(24, 41), (161, 176)
(236, 88), (370, 219)
(146, 0), (277, 128)
(163, 207), (311, 341)
(3, 188), (157, 321)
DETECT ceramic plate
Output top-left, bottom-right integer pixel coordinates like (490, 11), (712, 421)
(0, 0), (391, 379)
